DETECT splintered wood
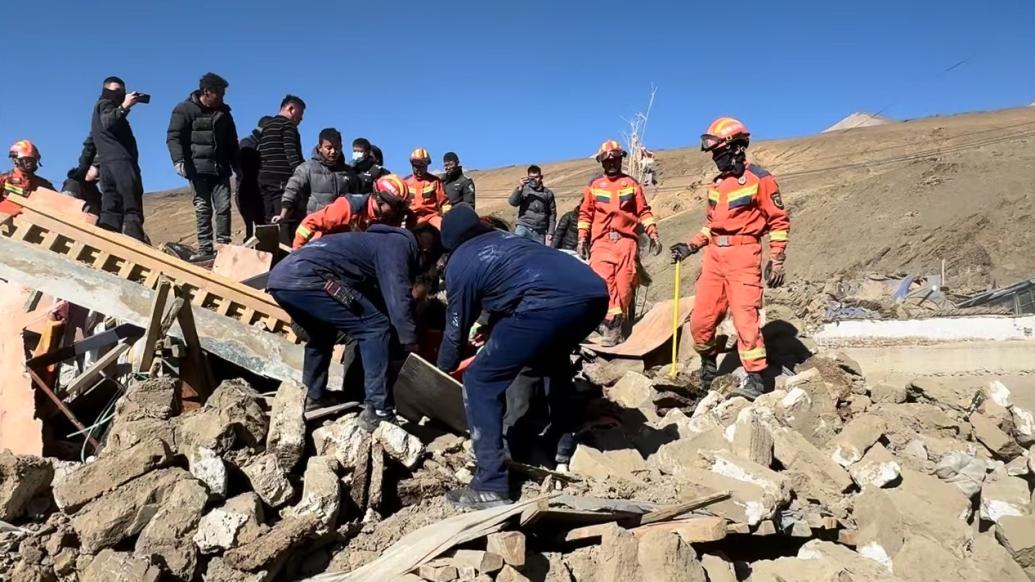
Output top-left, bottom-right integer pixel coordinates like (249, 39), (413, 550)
(1, 190), (295, 341)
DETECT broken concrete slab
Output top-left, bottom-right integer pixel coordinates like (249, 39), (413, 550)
(496, 564), (532, 582)
(193, 492), (266, 555)
(113, 376), (179, 423)
(105, 417), (180, 456)
(971, 412), (1024, 459)
(570, 444), (648, 485)
(203, 556), (271, 582)
(282, 456), (340, 530)
(0, 452), (53, 521)
(848, 443), (901, 488)
(134, 477), (208, 580)
(53, 437), (171, 511)
(223, 514), (320, 572)
(703, 450), (791, 503)
(450, 549), (504, 575)
(774, 375), (841, 447)
(796, 540), (893, 580)
(418, 560), (459, 581)
(854, 485), (973, 565)
(606, 371), (657, 412)
(829, 414), (887, 467)
(870, 383), (907, 404)
(80, 549), (161, 582)
(898, 468), (972, 521)
(374, 422), (425, 469)
(673, 467), (779, 526)
(692, 390), (724, 418)
(582, 358), (645, 387)
(486, 531), (526, 567)
(595, 524), (641, 581)
(700, 554), (737, 582)
(907, 378), (982, 413)
(637, 530), (708, 582)
(872, 402), (962, 440)
(1011, 405), (1035, 446)
(980, 472), (1031, 523)
(241, 453), (294, 508)
(650, 425), (729, 474)
(180, 379), (269, 453)
(891, 535), (982, 582)
(187, 446), (227, 498)
(312, 413), (373, 471)
(986, 380), (1013, 408)
(266, 379), (306, 472)
(773, 428), (852, 508)
(995, 513), (1035, 568)
(973, 531), (1030, 581)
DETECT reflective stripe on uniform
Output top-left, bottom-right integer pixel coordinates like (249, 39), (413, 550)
(770, 230), (789, 241)
(700, 227), (711, 236)
(577, 221), (590, 230)
(296, 226), (313, 240)
(726, 184), (759, 209)
(740, 346), (767, 361)
(707, 189), (720, 204)
(4, 183), (23, 196)
(694, 339), (717, 353)
(641, 216), (657, 227)
(607, 306), (624, 316)
(591, 188), (612, 202)
(618, 186), (636, 202)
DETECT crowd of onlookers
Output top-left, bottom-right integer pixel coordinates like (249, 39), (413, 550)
(1, 72), (584, 259)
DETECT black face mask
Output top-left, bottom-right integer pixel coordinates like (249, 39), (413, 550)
(101, 88), (126, 105)
(712, 147), (745, 176)
(446, 166), (462, 180)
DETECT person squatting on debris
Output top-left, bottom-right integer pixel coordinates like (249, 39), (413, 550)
(671, 117), (790, 400)
(292, 173), (411, 249)
(275, 128), (359, 232)
(508, 165), (556, 245)
(405, 147), (450, 229)
(267, 224), (443, 427)
(436, 205), (609, 509)
(442, 151), (476, 209)
(1, 141), (54, 202)
(91, 76), (149, 242)
(256, 95), (306, 243)
(166, 72), (240, 261)
(578, 140), (662, 346)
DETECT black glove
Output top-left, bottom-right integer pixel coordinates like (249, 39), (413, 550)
(648, 235), (663, 257)
(669, 242), (700, 264)
(577, 238), (590, 260)
(765, 256), (786, 288)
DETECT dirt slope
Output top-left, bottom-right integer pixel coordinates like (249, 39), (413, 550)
(144, 107), (1035, 296)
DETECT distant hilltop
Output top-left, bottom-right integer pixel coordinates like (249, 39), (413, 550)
(822, 112), (895, 133)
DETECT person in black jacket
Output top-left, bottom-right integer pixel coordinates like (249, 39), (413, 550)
(257, 96), (306, 243)
(90, 76), (148, 241)
(351, 138), (388, 194)
(236, 129), (264, 240)
(167, 73), (240, 260)
(508, 165), (556, 244)
(551, 203), (581, 252)
(443, 151), (476, 209)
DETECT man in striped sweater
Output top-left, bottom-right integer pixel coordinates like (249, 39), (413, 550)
(256, 95), (306, 243)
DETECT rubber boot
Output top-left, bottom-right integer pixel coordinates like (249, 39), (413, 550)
(699, 354), (718, 389)
(733, 372), (765, 401)
(600, 315), (624, 347)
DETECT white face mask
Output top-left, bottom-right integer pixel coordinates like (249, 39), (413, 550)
(352, 151), (365, 162)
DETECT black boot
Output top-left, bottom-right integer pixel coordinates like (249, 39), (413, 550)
(600, 315), (624, 347)
(358, 406), (399, 432)
(733, 372), (765, 401)
(445, 486), (513, 510)
(699, 354), (718, 389)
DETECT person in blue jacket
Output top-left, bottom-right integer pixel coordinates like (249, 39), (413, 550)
(437, 205), (608, 509)
(267, 224), (442, 430)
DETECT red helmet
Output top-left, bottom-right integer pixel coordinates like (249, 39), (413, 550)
(701, 117), (750, 151)
(9, 140), (41, 162)
(595, 139), (626, 162)
(409, 147), (431, 166)
(374, 174), (410, 207)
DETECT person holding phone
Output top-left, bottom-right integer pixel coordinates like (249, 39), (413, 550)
(90, 76), (149, 242)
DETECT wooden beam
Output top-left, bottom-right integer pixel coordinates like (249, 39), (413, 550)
(135, 278), (172, 373)
(65, 340), (134, 401)
(174, 285), (215, 398)
(634, 491), (731, 526)
(25, 367), (100, 451)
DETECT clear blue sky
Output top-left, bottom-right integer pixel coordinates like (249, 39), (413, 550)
(1, 0), (1033, 193)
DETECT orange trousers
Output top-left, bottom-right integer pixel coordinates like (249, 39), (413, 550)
(589, 236), (637, 321)
(690, 242), (767, 372)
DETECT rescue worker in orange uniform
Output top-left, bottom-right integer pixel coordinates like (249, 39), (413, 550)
(671, 117), (789, 400)
(1, 140), (55, 201)
(405, 148), (450, 229)
(577, 140), (662, 346)
(292, 174), (411, 249)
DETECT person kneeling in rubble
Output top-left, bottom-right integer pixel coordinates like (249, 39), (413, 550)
(436, 205), (609, 509)
(267, 224), (443, 430)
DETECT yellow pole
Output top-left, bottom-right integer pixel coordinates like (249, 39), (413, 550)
(671, 260), (681, 378)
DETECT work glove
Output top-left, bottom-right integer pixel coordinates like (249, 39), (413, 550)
(174, 162), (187, 178)
(648, 234), (663, 257)
(669, 242), (700, 264)
(576, 238), (590, 260)
(766, 254), (786, 288)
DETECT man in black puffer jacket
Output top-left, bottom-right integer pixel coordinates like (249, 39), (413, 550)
(167, 73), (240, 260)
(551, 202), (581, 252)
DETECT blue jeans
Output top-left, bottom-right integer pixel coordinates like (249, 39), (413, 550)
(270, 288), (391, 408)
(514, 224), (545, 244)
(463, 297), (608, 493)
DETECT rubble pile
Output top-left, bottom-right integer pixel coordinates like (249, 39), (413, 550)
(4, 350), (1035, 581)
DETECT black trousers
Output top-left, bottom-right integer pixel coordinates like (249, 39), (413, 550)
(258, 177), (296, 246)
(98, 159), (147, 242)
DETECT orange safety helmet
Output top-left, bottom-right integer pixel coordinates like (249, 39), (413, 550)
(9, 140), (41, 162)
(409, 147), (431, 165)
(374, 174), (410, 207)
(701, 117), (750, 152)
(595, 139), (626, 162)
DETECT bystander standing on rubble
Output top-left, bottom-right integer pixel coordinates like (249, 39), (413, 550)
(235, 127), (264, 240)
(508, 165), (556, 244)
(442, 151), (476, 209)
(275, 128), (358, 229)
(256, 95), (306, 243)
(90, 76), (148, 242)
(166, 73), (240, 261)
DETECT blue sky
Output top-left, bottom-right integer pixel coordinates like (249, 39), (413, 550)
(1, 0), (1033, 192)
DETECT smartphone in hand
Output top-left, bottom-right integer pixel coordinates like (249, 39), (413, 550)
(135, 93), (151, 104)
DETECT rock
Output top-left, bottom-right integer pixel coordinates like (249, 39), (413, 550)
(114, 376), (179, 421)
(606, 372), (657, 414)
(891, 535), (984, 582)
(193, 493), (266, 555)
(105, 417), (180, 454)
(980, 399), (1015, 431)
(374, 422), (425, 469)
(727, 408), (774, 467)
(71, 468), (192, 554)
(848, 443), (901, 488)
(312, 414), (373, 471)
(854, 485), (973, 565)
(703, 450), (791, 502)
(872, 402), (962, 439)
(418, 560), (459, 581)
(907, 378), (981, 412)
(203, 557), (270, 582)
(178, 409), (235, 454)
(1011, 405), (1035, 446)
(898, 468), (972, 521)
(9, 563), (57, 582)
(241, 453), (294, 508)
(596, 524), (641, 581)
(188, 446), (228, 498)
(583, 358), (645, 386)
(775, 373), (841, 447)
(972, 412), (1024, 459)
(450, 549), (504, 575)
(692, 391), (724, 418)
(674, 467), (780, 526)
(1006, 454), (1030, 477)
(971, 532), (1029, 581)
(870, 383), (907, 404)
(995, 514), (1035, 568)
(570, 444), (647, 485)
(651, 425), (729, 474)
(848, 393), (872, 415)
(486, 531), (526, 567)
(80, 549), (161, 582)
(496, 564), (532, 582)
(266, 379), (307, 471)
(53, 438), (171, 511)
(829, 414), (886, 467)
(282, 456), (340, 529)
(934, 452), (989, 497)
(986, 380), (1013, 408)
(134, 477), (207, 579)
(223, 515), (320, 572)
(796, 540), (893, 579)
(699, 554), (737, 582)
(773, 428), (852, 507)
(637, 530), (707, 582)
(0, 452), (53, 521)
(980, 472), (1031, 523)
(180, 379), (268, 454)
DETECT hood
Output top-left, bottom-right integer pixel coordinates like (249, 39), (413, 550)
(189, 90), (231, 112)
(441, 205), (493, 252)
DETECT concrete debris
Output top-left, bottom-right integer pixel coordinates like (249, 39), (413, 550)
(450, 549), (505, 575)
(971, 532), (1030, 582)
(418, 560), (459, 581)
(979, 472), (1031, 523)
(0, 452), (53, 521)
(773, 427), (852, 508)
(1010, 405), (1035, 446)
(995, 514), (1035, 568)
(637, 530), (708, 582)
(829, 413), (886, 467)
(692, 390), (724, 418)
(582, 358), (645, 386)
(374, 421), (426, 469)
(486, 531), (526, 567)
(704, 450), (791, 503)
(53, 437), (172, 511)
(855, 484), (973, 566)
(187, 446), (228, 498)
(241, 453), (294, 508)
(496, 564), (533, 582)
(699, 554), (737, 582)
(848, 442), (901, 488)
(312, 413), (373, 471)
(971, 411), (1025, 459)
(282, 456), (340, 529)
(570, 444), (648, 485)
(80, 549), (161, 582)
(223, 514), (320, 572)
(907, 378), (982, 412)
(675, 467), (778, 525)
(985, 380), (1013, 408)
(265, 379), (307, 471)
(1006, 454), (1030, 477)
(133, 477), (208, 579)
(606, 371), (656, 411)
(898, 468), (972, 521)
(727, 408), (774, 467)
(180, 379), (269, 453)
(112, 376), (179, 423)
(934, 451), (988, 497)
(870, 383), (907, 404)
(651, 425), (729, 474)
(193, 492), (266, 555)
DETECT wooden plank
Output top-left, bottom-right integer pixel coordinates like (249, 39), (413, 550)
(564, 516), (727, 543)
(65, 341), (134, 401)
(25, 367), (99, 451)
(395, 353), (467, 433)
(174, 285), (215, 398)
(304, 402), (361, 422)
(582, 297), (696, 356)
(635, 491), (731, 526)
(135, 279), (173, 373)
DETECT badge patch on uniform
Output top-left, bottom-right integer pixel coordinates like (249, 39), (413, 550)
(737, 176), (747, 185)
(771, 191), (785, 209)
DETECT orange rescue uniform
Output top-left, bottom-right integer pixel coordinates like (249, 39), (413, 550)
(687, 163), (789, 373)
(405, 174), (449, 229)
(0, 169), (55, 214)
(293, 194), (401, 249)
(578, 173), (657, 321)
